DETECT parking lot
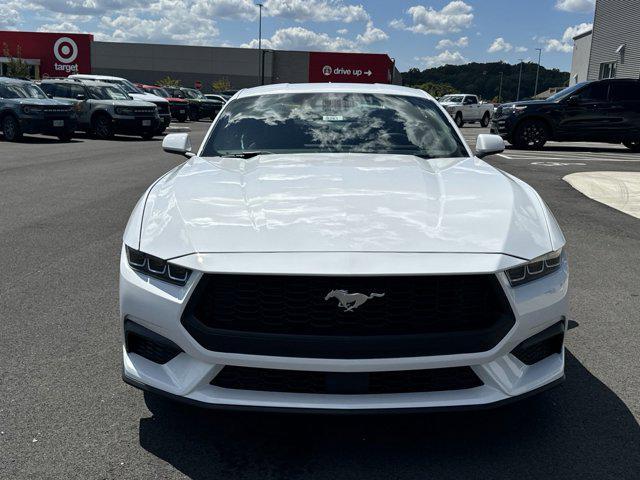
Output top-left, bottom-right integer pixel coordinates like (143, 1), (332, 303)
(1, 122), (639, 479)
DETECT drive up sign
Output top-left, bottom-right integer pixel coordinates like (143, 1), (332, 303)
(308, 52), (394, 84)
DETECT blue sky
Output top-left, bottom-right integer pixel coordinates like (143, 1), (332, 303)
(1, 0), (595, 72)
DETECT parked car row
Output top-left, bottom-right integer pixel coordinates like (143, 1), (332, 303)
(0, 75), (229, 142)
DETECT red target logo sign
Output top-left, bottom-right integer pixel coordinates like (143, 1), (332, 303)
(53, 37), (78, 64)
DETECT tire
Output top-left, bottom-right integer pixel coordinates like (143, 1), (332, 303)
(176, 114), (187, 123)
(2, 115), (23, 142)
(512, 119), (549, 150)
(454, 112), (464, 128)
(92, 113), (114, 139)
(480, 112), (490, 128)
(623, 140), (640, 152)
(141, 132), (155, 140)
(188, 108), (200, 122)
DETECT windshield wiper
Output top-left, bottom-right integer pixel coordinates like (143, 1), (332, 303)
(220, 151), (274, 159)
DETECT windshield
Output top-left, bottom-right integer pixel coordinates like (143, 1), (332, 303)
(145, 87), (168, 97)
(104, 79), (142, 95)
(88, 86), (131, 100)
(0, 83), (47, 99)
(546, 82), (587, 102)
(185, 89), (205, 99)
(202, 92), (468, 158)
(440, 95), (464, 103)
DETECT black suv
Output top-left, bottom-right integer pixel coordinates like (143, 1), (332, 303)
(491, 79), (640, 151)
(0, 77), (77, 142)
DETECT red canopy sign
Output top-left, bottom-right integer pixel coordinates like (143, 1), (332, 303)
(1, 31), (92, 77)
(308, 52), (393, 84)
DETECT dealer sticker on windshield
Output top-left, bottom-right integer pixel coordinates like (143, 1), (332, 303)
(322, 115), (345, 122)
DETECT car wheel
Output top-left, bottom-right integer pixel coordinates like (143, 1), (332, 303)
(454, 112), (464, 128)
(2, 115), (23, 142)
(513, 119), (548, 150)
(480, 112), (490, 128)
(141, 132), (155, 140)
(92, 114), (114, 139)
(188, 109), (200, 122)
(623, 140), (640, 152)
(176, 114), (187, 123)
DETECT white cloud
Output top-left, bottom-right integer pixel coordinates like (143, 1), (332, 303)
(515, 46), (528, 52)
(555, 0), (595, 13)
(416, 50), (468, 68)
(242, 26), (360, 52)
(391, 1), (473, 35)
(488, 37), (512, 53)
(436, 36), (468, 49)
(37, 21), (84, 33)
(264, 0), (369, 23)
(356, 21), (388, 45)
(541, 22), (592, 53)
(191, 0), (257, 21)
(0, 3), (21, 29)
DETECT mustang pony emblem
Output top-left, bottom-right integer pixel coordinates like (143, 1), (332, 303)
(324, 290), (385, 312)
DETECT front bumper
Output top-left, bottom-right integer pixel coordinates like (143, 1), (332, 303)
(120, 249), (569, 411)
(112, 116), (160, 135)
(19, 116), (77, 135)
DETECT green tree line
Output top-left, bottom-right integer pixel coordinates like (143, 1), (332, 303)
(403, 61), (570, 103)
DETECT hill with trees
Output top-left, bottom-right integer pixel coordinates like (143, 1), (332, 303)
(402, 61), (570, 102)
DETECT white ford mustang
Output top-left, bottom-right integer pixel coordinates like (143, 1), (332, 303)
(120, 83), (568, 412)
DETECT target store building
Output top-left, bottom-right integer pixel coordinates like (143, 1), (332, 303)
(1, 30), (400, 90)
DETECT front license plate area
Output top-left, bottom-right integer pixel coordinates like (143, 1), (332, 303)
(53, 120), (64, 127)
(142, 120), (151, 126)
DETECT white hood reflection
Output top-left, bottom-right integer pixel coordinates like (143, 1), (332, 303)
(139, 153), (552, 260)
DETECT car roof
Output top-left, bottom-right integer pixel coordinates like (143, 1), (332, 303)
(234, 83), (431, 101)
(41, 79), (113, 87)
(70, 74), (126, 81)
(138, 84), (163, 89)
(0, 77), (32, 85)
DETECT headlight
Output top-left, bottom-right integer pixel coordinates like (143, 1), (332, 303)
(115, 107), (134, 115)
(22, 105), (43, 115)
(505, 249), (563, 287)
(126, 246), (191, 285)
(511, 105), (528, 113)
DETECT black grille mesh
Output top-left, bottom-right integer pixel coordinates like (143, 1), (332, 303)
(211, 366), (483, 394)
(512, 334), (563, 365)
(127, 331), (181, 364)
(189, 274), (510, 336)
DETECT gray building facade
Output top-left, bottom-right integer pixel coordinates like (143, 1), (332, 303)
(91, 41), (401, 91)
(569, 29), (592, 85)
(571, 0), (640, 83)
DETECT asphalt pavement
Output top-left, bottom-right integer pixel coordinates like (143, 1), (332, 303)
(1, 122), (639, 479)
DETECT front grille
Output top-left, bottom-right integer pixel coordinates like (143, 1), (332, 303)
(43, 107), (71, 115)
(153, 102), (170, 114)
(131, 108), (156, 115)
(211, 366), (483, 394)
(182, 274), (515, 358)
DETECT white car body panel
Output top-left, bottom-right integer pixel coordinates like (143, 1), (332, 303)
(69, 74), (169, 106)
(120, 82), (568, 411)
(440, 94), (494, 122)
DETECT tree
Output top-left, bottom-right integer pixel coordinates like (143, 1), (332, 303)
(2, 43), (30, 79)
(211, 78), (231, 92)
(157, 76), (181, 87)
(413, 82), (458, 98)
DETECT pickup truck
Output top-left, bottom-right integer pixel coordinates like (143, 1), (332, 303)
(439, 94), (494, 128)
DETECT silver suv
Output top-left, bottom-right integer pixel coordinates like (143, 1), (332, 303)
(40, 79), (160, 140)
(0, 77), (77, 142)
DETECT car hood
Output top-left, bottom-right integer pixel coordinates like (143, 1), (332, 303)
(137, 154), (554, 260)
(130, 92), (168, 104)
(16, 98), (70, 107)
(500, 100), (552, 108)
(439, 102), (461, 107)
(167, 97), (188, 103)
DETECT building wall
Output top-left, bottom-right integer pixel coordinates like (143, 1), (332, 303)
(91, 41), (272, 90)
(91, 41), (401, 91)
(587, 0), (640, 80)
(570, 32), (592, 85)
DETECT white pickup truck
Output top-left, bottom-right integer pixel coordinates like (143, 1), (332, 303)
(439, 94), (494, 128)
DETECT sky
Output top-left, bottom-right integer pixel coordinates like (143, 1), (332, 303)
(0, 0), (596, 72)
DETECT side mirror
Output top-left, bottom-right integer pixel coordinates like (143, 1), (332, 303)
(76, 94), (86, 100)
(567, 95), (579, 106)
(47, 93), (54, 99)
(475, 134), (505, 158)
(162, 133), (193, 157)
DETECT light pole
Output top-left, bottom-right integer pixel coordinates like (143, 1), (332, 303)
(534, 48), (542, 97)
(516, 59), (524, 101)
(256, 2), (263, 85)
(498, 71), (503, 103)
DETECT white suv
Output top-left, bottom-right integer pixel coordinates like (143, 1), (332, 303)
(120, 83), (568, 412)
(69, 74), (171, 133)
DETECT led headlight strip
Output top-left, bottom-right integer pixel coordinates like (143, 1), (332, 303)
(126, 246), (191, 285)
(506, 249), (563, 287)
